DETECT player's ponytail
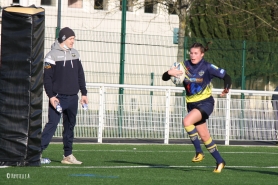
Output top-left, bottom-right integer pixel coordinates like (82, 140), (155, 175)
(204, 42), (212, 52)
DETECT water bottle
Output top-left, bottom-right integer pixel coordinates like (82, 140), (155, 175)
(55, 101), (62, 113)
(41, 158), (51, 164)
(82, 103), (88, 111)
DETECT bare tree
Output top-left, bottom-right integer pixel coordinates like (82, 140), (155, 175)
(172, 0), (195, 62)
(190, 0), (278, 38)
(131, 0), (196, 61)
(218, 0), (278, 32)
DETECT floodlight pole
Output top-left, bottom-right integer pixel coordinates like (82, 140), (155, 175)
(55, 0), (61, 39)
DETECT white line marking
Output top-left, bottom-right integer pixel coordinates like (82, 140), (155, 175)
(71, 150), (278, 155)
(43, 165), (278, 169)
(0, 166), (10, 168)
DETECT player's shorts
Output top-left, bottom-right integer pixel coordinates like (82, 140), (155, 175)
(187, 96), (214, 125)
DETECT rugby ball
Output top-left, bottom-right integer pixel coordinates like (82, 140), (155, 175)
(170, 62), (186, 85)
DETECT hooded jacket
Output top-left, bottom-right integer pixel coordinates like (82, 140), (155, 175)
(43, 40), (87, 98)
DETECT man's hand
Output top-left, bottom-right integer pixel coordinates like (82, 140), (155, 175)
(220, 88), (229, 97)
(50, 97), (59, 108)
(80, 96), (88, 105)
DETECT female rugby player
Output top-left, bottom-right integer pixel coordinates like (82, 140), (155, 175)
(162, 42), (231, 173)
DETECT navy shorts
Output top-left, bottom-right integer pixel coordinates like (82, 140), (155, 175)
(186, 96), (214, 125)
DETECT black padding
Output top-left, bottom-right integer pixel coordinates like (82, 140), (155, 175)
(0, 6), (45, 166)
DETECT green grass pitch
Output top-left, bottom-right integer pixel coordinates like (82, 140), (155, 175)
(1, 143), (278, 185)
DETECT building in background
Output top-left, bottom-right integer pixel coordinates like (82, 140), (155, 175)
(2, 0), (179, 36)
(0, 0), (180, 86)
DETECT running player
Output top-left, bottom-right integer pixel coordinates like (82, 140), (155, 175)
(162, 42), (231, 173)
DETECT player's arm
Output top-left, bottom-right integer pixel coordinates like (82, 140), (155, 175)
(162, 67), (183, 81)
(208, 64), (231, 97)
(162, 71), (171, 81)
(220, 73), (232, 97)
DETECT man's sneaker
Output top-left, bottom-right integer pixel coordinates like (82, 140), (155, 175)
(192, 152), (205, 162)
(213, 160), (226, 173)
(61, 154), (82, 164)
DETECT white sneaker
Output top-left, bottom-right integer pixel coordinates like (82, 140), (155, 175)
(61, 154), (82, 164)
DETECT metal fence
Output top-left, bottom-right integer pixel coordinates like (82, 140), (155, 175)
(1, 26), (278, 90)
(42, 27), (278, 91)
(42, 83), (278, 145)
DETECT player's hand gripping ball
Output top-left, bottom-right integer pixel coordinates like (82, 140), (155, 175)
(170, 62), (186, 85)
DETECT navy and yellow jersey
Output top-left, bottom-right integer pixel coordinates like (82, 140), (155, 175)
(182, 59), (226, 103)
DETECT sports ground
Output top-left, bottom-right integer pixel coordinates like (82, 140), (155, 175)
(1, 140), (278, 185)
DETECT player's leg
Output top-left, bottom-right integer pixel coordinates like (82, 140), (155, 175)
(183, 109), (204, 162)
(196, 123), (225, 173)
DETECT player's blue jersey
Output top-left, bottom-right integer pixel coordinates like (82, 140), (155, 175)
(181, 59), (226, 103)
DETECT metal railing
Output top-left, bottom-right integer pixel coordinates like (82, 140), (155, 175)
(42, 83), (278, 145)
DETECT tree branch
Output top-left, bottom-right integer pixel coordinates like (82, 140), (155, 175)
(218, 0), (278, 32)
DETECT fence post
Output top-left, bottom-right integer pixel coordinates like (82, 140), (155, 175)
(241, 40), (246, 98)
(183, 36), (188, 61)
(118, 0), (127, 137)
(225, 91), (231, 145)
(150, 73), (154, 131)
(240, 40), (246, 138)
(164, 89), (171, 144)
(98, 85), (105, 143)
(55, 0), (61, 39)
(182, 90), (186, 137)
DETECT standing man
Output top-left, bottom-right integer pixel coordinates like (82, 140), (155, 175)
(41, 27), (88, 164)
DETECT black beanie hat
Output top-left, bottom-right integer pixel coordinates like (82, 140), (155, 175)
(58, 27), (75, 43)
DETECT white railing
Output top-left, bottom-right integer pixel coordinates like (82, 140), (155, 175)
(42, 83), (278, 145)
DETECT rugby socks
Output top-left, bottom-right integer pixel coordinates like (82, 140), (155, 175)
(184, 125), (203, 153)
(204, 137), (223, 164)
